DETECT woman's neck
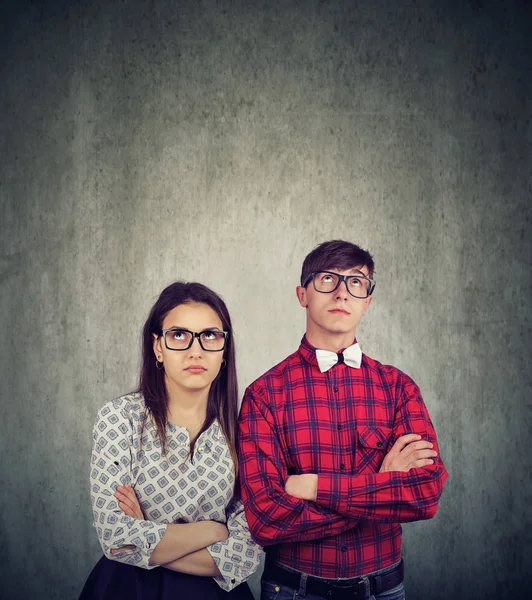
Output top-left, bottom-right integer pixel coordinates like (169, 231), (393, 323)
(165, 380), (209, 428)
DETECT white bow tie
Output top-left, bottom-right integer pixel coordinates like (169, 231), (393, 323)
(315, 343), (362, 373)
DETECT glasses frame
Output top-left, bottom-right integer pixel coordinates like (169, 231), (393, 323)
(303, 270), (376, 298)
(159, 328), (229, 352)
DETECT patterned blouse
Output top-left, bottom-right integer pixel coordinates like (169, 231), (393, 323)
(90, 392), (263, 591)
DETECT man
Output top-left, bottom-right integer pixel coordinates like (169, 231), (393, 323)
(239, 240), (448, 600)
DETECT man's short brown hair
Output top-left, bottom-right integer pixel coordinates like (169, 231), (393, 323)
(300, 240), (375, 286)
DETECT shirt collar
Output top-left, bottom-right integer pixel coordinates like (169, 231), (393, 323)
(298, 334), (360, 369)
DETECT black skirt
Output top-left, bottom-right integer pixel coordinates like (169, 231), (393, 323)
(79, 556), (255, 600)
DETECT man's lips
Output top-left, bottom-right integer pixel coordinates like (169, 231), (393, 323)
(185, 365), (207, 373)
(328, 308), (350, 315)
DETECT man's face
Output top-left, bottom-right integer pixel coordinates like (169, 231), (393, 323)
(296, 266), (373, 340)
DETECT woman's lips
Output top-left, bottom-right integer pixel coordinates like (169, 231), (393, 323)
(185, 366), (207, 373)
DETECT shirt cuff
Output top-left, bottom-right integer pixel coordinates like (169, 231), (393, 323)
(315, 474), (351, 514)
(317, 472), (406, 517)
(206, 537), (260, 591)
(104, 521), (168, 570)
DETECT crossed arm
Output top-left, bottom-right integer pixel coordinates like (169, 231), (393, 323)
(114, 435), (435, 569)
(108, 482), (263, 590)
(239, 380), (447, 545)
(285, 433), (437, 501)
(90, 403), (262, 589)
(113, 485), (225, 575)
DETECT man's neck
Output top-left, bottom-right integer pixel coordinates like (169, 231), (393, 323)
(305, 329), (356, 353)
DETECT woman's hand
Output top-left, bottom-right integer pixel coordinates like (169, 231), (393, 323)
(114, 484), (145, 519)
(207, 521), (229, 544)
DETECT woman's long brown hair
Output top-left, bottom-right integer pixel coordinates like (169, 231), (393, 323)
(138, 282), (239, 480)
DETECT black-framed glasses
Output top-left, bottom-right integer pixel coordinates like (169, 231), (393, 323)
(159, 328), (229, 352)
(303, 270), (376, 299)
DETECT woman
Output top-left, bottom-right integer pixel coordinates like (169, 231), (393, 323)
(79, 282), (263, 599)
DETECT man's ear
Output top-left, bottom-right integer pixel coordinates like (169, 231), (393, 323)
(296, 286), (308, 308)
(361, 295), (373, 315)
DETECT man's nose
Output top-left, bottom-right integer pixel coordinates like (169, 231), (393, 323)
(334, 278), (350, 299)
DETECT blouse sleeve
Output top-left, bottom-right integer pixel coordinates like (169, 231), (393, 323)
(206, 499), (264, 591)
(90, 399), (167, 569)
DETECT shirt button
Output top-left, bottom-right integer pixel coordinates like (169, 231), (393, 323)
(337, 424), (342, 431)
(231, 579), (236, 584)
(342, 546), (348, 552)
(334, 386), (339, 392)
(146, 543), (151, 548)
(377, 441), (382, 447)
(340, 463), (345, 470)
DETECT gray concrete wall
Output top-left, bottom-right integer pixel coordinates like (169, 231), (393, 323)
(1, 1), (530, 598)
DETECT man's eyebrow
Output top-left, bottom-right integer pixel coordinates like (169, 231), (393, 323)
(328, 267), (368, 276)
(348, 268), (367, 276)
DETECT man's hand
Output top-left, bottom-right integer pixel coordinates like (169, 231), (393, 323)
(379, 434), (437, 473)
(285, 474), (318, 501)
(115, 484), (145, 520)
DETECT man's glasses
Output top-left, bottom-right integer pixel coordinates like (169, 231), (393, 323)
(303, 271), (376, 299)
(159, 328), (229, 352)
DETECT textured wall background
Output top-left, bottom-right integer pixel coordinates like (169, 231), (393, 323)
(1, 1), (530, 598)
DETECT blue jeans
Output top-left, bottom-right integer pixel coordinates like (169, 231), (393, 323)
(260, 560), (405, 600)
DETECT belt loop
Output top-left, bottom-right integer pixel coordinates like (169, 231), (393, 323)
(298, 571), (308, 597)
(360, 575), (371, 599)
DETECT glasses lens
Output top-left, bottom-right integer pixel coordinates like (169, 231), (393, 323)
(165, 329), (193, 350)
(313, 272), (372, 298)
(314, 272), (340, 292)
(346, 276), (371, 298)
(199, 330), (226, 351)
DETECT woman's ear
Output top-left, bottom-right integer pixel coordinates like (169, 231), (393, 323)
(153, 333), (163, 361)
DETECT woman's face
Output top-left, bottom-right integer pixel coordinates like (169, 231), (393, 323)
(153, 302), (226, 396)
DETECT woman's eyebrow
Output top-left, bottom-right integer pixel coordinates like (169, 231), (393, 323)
(165, 325), (222, 330)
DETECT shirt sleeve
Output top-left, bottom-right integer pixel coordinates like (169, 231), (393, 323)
(90, 400), (167, 569)
(315, 375), (448, 522)
(239, 385), (359, 546)
(206, 499), (264, 592)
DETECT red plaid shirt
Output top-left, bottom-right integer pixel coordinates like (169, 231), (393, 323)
(239, 336), (448, 578)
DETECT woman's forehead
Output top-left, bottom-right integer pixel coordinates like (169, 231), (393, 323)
(162, 302), (222, 329)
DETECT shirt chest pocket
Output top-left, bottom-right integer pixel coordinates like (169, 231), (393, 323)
(355, 426), (392, 473)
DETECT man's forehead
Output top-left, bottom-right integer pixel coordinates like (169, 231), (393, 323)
(327, 265), (369, 276)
